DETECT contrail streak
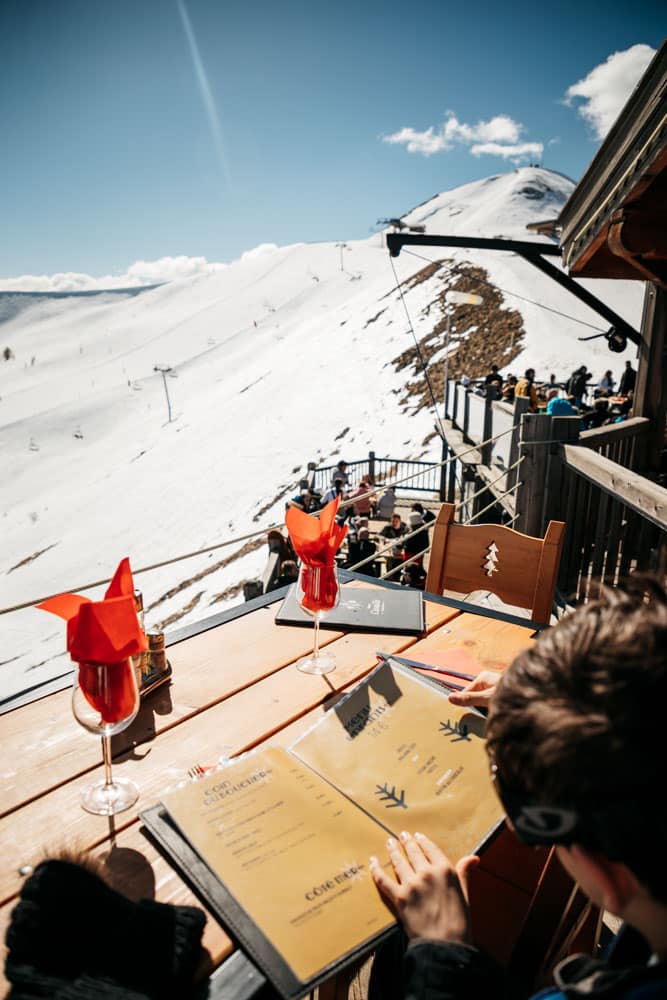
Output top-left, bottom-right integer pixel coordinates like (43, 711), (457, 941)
(177, 0), (232, 187)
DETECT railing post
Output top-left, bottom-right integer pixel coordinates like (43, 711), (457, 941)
(439, 438), (448, 501)
(462, 388), (471, 442)
(368, 451), (375, 483)
(481, 385), (499, 465)
(543, 416), (580, 527)
(507, 396), (529, 492)
(451, 381), (459, 426)
(514, 413), (551, 536)
(306, 461), (317, 490)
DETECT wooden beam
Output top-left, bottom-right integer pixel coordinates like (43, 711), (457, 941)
(634, 285), (667, 474)
(561, 444), (667, 530)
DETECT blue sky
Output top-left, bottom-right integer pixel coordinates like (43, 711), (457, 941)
(1, 0), (663, 281)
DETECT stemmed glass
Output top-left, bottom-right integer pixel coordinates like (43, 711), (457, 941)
(72, 657), (140, 815)
(296, 563), (340, 675)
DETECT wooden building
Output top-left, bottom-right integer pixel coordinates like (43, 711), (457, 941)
(558, 39), (667, 475)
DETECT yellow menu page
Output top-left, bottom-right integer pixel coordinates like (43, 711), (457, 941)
(162, 747), (394, 983)
(291, 659), (501, 862)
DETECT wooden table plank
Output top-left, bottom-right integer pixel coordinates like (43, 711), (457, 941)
(0, 607), (459, 905)
(405, 611), (536, 670)
(0, 606), (557, 1000)
(1, 592), (455, 817)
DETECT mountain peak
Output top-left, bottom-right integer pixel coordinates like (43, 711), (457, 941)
(401, 166), (575, 242)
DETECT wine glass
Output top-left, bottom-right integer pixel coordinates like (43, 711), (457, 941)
(295, 563), (340, 675)
(72, 657), (140, 815)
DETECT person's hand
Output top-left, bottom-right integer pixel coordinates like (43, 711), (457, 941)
(448, 670), (502, 709)
(370, 832), (478, 943)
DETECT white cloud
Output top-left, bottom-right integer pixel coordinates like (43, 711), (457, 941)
(383, 112), (538, 161)
(470, 141), (544, 160)
(564, 44), (656, 140)
(0, 252), (278, 293)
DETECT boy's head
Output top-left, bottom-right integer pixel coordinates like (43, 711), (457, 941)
(486, 577), (667, 904)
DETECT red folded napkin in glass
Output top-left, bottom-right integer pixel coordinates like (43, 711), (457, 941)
(37, 558), (147, 722)
(37, 557), (147, 664)
(285, 496), (347, 613)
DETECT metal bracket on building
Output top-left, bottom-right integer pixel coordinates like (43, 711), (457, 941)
(385, 233), (641, 349)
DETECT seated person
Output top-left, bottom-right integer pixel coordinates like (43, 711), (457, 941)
(545, 389), (578, 416)
(350, 480), (377, 518)
(514, 368), (538, 412)
(286, 489), (317, 512)
(501, 375), (517, 402)
(369, 577), (667, 1000)
(411, 502), (435, 525)
(401, 562), (426, 589)
(320, 477), (346, 507)
(330, 460), (350, 487)
(402, 511), (430, 566)
(377, 485), (396, 521)
(268, 559), (299, 591)
(381, 512), (407, 574)
(347, 528), (378, 577)
(581, 398), (610, 430)
(596, 369), (615, 397)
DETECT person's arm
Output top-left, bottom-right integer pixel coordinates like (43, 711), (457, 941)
(370, 833), (509, 999)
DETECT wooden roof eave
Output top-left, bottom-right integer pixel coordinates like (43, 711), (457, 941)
(558, 42), (667, 281)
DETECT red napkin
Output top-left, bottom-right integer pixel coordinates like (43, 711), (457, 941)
(37, 558), (147, 722)
(285, 496), (347, 613)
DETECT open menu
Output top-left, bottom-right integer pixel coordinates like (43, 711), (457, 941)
(141, 659), (503, 999)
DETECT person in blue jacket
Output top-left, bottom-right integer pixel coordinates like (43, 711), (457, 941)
(545, 388), (578, 417)
(370, 577), (667, 1000)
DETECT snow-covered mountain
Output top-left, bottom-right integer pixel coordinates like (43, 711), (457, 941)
(0, 167), (645, 703)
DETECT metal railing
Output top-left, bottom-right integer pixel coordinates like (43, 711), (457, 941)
(312, 453), (443, 496)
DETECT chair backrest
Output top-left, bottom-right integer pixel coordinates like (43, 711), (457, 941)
(425, 503), (565, 624)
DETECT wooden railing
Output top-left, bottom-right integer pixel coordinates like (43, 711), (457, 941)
(557, 441), (667, 600)
(579, 416), (648, 469)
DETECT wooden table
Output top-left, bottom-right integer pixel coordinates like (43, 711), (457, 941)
(0, 576), (578, 997)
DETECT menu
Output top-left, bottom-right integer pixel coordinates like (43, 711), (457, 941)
(144, 660), (503, 999)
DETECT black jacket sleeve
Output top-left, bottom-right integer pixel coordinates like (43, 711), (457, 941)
(403, 939), (509, 1000)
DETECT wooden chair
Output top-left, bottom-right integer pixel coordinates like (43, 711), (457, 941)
(425, 503), (565, 624)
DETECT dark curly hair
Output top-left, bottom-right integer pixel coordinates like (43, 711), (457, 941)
(486, 576), (667, 902)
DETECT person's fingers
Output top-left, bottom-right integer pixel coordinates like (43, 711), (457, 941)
(386, 837), (412, 882)
(449, 671), (499, 706)
(448, 689), (488, 706)
(412, 831), (450, 866)
(399, 831), (428, 871)
(369, 857), (400, 911)
(454, 855), (480, 905)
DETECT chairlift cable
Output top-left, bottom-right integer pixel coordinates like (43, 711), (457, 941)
(401, 248), (609, 335)
(388, 253), (446, 439)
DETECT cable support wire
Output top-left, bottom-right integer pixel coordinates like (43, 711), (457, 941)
(401, 248), (608, 335)
(388, 253), (446, 440)
(1, 424), (520, 617)
(462, 482), (523, 526)
(453, 456), (523, 512)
